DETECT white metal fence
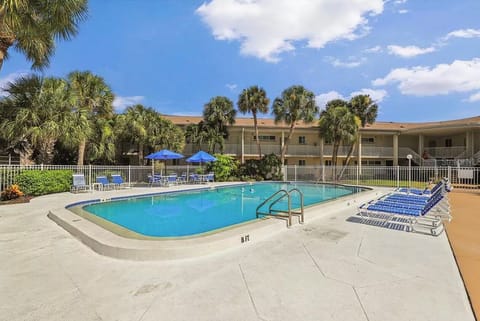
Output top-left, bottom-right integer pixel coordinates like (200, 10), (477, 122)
(1, 164), (479, 193)
(284, 165), (480, 190)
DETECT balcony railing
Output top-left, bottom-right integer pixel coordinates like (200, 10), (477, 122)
(424, 146), (466, 158)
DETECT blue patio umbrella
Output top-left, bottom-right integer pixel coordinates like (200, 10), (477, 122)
(145, 149), (184, 175)
(186, 150), (217, 174)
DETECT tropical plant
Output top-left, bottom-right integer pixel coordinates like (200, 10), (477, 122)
(116, 105), (157, 164)
(206, 154), (239, 181)
(202, 96), (236, 153)
(272, 85), (318, 164)
(67, 71), (115, 165)
(340, 94), (378, 170)
(318, 101), (358, 178)
(1, 184), (23, 201)
(0, 0), (88, 70)
(0, 75), (72, 164)
(116, 105), (184, 164)
(237, 86), (270, 158)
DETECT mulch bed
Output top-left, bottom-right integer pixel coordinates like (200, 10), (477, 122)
(0, 196), (33, 205)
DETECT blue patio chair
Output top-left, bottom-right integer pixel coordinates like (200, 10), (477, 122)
(394, 178), (447, 196)
(95, 176), (115, 190)
(358, 187), (450, 235)
(189, 173), (201, 184)
(204, 172), (215, 182)
(148, 174), (165, 186)
(166, 173), (178, 186)
(71, 174), (89, 193)
(111, 174), (129, 189)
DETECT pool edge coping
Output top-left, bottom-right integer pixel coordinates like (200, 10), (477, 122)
(48, 184), (386, 261)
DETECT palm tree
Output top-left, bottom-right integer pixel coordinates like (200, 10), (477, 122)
(202, 96), (236, 153)
(0, 75), (72, 164)
(116, 104), (157, 165)
(237, 86), (270, 158)
(339, 94), (379, 171)
(68, 71), (114, 166)
(272, 85), (318, 164)
(318, 102), (358, 179)
(0, 0), (88, 70)
(151, 116), (185, 152)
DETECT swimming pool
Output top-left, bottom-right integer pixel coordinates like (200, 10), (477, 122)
(71, 182), (363, 237)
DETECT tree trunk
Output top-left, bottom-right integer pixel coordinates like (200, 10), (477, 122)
(38, 138), (56, 164)
(138, 142), (144, 165)
(281, 123), (296, 165)
(77, 138), (86, 166)
(253, 113), (262, 158)
(18, 142), (34, 165)
(338, 143), (356, 180)
(332, 142), (339, 180)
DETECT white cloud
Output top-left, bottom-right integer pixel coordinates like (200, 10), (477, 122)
(325, 56), (366, 68)
(196, 0), (384, 62)
(113, 95), (145, 112)
(0, 71), (29, 97)
(364, 46), (382, 53)
(442, 28), (480, 41)
(467, 92), (480, 102)
(316, 91), (345, 108)
(316, 88), (387, 108)
(387, 45), (435, 58)
(394, 0), (408, 4)
(225, 83), (238, 91)
(373, 58), (480, 98)
(398, 9), (408, 14)
(350, 88), (388, 102)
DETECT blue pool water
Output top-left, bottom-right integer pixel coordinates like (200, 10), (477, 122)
(79, 182), (361, 237)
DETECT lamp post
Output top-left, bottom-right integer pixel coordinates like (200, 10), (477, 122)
(407, 154), (412, 193)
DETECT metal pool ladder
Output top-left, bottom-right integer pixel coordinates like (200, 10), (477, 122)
(256, 188), (304, 227)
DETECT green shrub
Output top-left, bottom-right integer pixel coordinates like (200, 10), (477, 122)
(15, 170), (73, 196)
(238, 153), (283, 181)
(206, 154), (239, 182)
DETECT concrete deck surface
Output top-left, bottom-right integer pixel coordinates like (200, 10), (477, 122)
(446, 191), (480, 320)
(0, 186), (475, 321)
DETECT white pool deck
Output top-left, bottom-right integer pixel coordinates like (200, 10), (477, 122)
(0, 183), (475, 321)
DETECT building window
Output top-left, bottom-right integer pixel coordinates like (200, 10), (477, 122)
(298, 160), (306, 166)
(445, 138), (452, 147)
(361, 137), (375, 144)
(254, 135), (276, 142)
(298, 136), (306, 144)
(325, 160), (332, 166)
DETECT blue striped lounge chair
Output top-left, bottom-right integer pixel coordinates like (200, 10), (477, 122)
(96, 176), (116, 190)
(111, 174), (129, 189)
(359, 187), (449, 235)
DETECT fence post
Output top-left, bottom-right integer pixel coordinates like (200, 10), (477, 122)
(282, 165), (287, 181)
(322, 164), (325, 182)
(41, 163), (44, 171)
(128, 165), (131, 187)
(356, 164), (359, 186)
(89, 164), (92, 190)
(396, 166), (400, 188)
(294, 165), (297, 182)
(447, 166), (451, 182)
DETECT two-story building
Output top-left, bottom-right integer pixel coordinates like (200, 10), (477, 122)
(162, 115), (480, 168)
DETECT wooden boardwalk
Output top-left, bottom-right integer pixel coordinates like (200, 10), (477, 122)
(446, 191), (480, 320)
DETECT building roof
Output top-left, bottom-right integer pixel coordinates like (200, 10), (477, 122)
(162, 114), (480, 133)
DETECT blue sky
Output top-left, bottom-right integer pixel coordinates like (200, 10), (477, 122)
(1, 0), (480, 122)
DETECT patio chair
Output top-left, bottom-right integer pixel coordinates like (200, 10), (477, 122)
(189, 173), (201, 184)
(394, 178), (450, 196)
(165, 173), (178, 186)
(148, 174), (165, 186)
(71, 174), (89, 193)
(111, 174), (129, 189)
(204, 172), (215, 183)
(358, 187), (449, 235)
(95, 176), (116, 191)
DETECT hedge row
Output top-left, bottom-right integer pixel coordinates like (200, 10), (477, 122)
(15, 170), (73, 196)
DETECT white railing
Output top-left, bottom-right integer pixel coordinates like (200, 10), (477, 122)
(2, 164), (479, 194)
(424, 146), (466, 158)
(284, 165), (480, 190)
